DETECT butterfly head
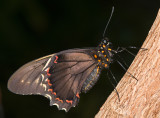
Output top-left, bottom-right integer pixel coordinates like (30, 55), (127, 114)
(101, 37), (112, 48)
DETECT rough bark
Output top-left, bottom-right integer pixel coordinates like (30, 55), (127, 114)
(95, 9), (160, 118)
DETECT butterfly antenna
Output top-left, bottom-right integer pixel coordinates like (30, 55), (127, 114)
(117, 60), (138, 81)
(102, 6), (114, 38)
(107, 70), (120, 101)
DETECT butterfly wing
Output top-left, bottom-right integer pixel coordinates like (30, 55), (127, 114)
(8, 54), (54, 95)
(8, 49), (101, 112)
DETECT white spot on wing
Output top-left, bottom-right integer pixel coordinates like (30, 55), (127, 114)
(40, 82), (47, 91)
(53, 103), (59, 109)
(41, 74), (44, 81)
(62, 108), (67, 112)
(34, 77), (40, 84)
(43, 84), (47, 91)
(45, 94), (52, 100)
(27, 81), (30, 84)
(45, 78), (48, 82)
(42, 58), (51, 71)
(40, 75), (48, 91)
(21, 80), (24, 83)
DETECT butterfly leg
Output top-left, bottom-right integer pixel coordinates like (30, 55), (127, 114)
(108, 69), (118, 85)
(127, 46), (147, 51)
(116, 47), (136, 56)
(116, 60), (138, 81)
(115, 53), (129, 68)
(107, 70), (120, 101)
(116, 46), (147, 56)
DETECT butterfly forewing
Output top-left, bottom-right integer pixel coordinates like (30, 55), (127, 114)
(8, 54), (54, 95)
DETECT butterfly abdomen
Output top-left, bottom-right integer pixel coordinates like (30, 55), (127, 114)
(82, 66), (101, 93)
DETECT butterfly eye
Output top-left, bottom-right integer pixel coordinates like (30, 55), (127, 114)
(103, 39), (107, 44)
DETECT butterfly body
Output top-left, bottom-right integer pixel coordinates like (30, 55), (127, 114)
(94, 38), (113, 69)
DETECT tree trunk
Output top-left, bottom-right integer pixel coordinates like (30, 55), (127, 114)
(95, 9), (160, 118)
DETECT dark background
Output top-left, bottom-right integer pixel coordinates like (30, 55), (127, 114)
(0, 0), (159, 118)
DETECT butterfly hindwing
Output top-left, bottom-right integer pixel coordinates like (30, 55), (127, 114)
(43, 49), (100, 111)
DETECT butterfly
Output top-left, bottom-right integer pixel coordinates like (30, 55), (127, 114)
(8, 39), (114, 111)
(7, 7), (144, 112)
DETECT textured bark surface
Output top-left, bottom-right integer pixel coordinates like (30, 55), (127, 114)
(95, 9), (160, 118)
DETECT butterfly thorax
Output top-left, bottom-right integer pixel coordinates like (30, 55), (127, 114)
(93, 37), (113, 69)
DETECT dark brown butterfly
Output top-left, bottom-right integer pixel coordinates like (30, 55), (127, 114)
(8, 38), (114, 112)
(8, 7), (143, 112)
